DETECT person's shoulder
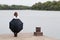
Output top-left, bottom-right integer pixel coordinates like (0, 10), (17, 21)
(13, 16), (19, 19)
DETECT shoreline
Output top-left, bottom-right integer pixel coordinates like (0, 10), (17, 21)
(0, 33), (59, 40)
(0, 10), (60, 11)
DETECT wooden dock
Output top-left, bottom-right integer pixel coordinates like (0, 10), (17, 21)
(0, 33), (58, 40)
(0, 27), (59, 40)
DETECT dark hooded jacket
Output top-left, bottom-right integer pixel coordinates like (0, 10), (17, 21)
(9, 19), (23, 33)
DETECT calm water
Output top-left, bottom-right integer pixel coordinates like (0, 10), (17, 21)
(0, 10), (60, 39)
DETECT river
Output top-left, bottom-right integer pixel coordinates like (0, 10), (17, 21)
(0, 10), (60, 39)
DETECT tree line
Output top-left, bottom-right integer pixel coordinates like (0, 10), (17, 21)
(0, 1), (60, 10)
(0, 5), (31, 10)
(32, 1), (60, 10)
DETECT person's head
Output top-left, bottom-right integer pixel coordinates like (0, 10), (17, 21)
(14, 12), (18, 17)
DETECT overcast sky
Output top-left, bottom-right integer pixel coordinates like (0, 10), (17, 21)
(0, 0), (59, 6)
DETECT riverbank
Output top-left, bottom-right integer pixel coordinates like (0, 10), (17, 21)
(0, 33), (59, 40)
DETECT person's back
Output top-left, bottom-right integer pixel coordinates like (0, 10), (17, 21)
(9, 12), (23, 37)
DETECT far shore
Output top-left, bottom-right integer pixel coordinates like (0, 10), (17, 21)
(0, 10), (60, 11)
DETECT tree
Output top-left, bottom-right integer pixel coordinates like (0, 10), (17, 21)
(32, 2), (42, 10)
(1, 5), (10, 10)
(42, 1), (52, 10)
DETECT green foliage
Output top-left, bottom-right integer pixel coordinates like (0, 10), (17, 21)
(32, 1), (60, 10)
(0, 1), (60, 10)
(0, 4), (10, 10)
(32, 2), (42, 10)
(0, 5), (31, 10)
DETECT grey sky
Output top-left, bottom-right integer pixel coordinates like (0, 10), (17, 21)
(0, 0), (59, 6)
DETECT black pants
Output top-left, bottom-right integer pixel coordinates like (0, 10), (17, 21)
(14, 33), (17, 37)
